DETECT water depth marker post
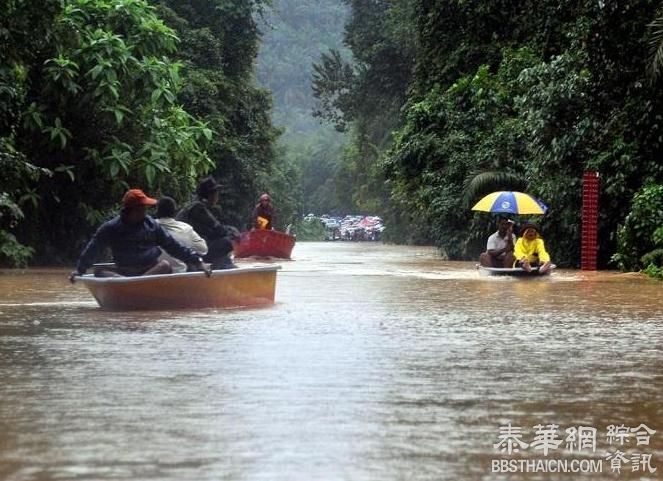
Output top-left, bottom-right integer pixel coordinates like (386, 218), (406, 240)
(581, 171), (600, 270)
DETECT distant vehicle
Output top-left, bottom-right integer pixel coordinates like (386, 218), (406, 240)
(322, 219), (340, 229)
(306, 213), (384, 242)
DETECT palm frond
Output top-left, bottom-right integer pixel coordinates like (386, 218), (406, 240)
(462, 171), (527, 208)
(647, 14), (663, 84)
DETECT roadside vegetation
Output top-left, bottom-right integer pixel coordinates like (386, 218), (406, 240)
(2, 0), (663, 278)
(312, 0), (663, 275)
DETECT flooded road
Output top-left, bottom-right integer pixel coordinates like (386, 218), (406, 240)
(0, 242), (661, 481)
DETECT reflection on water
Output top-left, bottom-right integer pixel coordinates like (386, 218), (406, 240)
(0, 243), (662, 481)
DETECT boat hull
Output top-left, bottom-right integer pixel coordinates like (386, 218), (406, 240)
(477, 265), (555, 277)
(75, 266), (279, 310)
(234, 230), (295, 259)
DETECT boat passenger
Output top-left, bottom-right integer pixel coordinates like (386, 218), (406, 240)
(69, 189), (210, 281)
(251, 193), (275, 230)
(155, 196), (208, 273)
(479, 216), (516, 268)
(176, 176), (240, 269)
(513, 223), (552, 274)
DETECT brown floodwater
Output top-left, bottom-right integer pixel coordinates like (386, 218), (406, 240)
(0, 242), (661, 481)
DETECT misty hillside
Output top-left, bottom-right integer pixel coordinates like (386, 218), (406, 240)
(256, 0), (349, 137)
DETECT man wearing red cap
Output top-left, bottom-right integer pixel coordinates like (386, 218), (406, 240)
(70, 189), (210, 280)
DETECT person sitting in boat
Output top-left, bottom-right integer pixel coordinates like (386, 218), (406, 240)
(479, 216), (516, 268)
(69, 189), (210, 281)
(251, 193), (275, 230)
(513, 223), (552, 274)
(176, 176), (240, 269)
(155, 196), (208, 273)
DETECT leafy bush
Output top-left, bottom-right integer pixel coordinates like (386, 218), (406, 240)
(2, 0), (219, 263)
(0, 190), (34, 266)
(643, 263), (663, 280)
(613, 184), (663, 270)
(0, 142), (46, 266)
(653, 226), (663, 246)
(640, 234), (663, 281)
(641, 248), (663, 268)
(0, 230), (34, 267)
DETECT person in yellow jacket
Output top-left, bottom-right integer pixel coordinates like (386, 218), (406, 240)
(514, 223), (552, 274)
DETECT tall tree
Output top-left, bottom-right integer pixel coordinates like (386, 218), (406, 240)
(0, 0), (63, 265)
(386, 0), (663, 264)
(312, 0), (418, 227)
(6, 0), (213, 264)
(155, 0), (281, 229)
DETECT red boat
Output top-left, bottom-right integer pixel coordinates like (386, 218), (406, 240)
(234, 229), (296, 259)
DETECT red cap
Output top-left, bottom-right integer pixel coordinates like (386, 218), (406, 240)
(122, 189), (157, 208)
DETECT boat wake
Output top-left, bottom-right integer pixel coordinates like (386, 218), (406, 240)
(0, 301), (97, 307)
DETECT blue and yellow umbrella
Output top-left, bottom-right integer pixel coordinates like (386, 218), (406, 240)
(471, 191), (548, 215)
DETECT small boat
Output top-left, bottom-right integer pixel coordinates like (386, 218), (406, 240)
(477, 264), (556, 277)
(74, 265), (280, 310)
(234, 229), (296, 259)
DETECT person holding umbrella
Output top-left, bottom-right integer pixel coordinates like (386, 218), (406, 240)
(472, 191), (551, 272)
(479, 216), (516, 268)
(514, 223), (552, 274)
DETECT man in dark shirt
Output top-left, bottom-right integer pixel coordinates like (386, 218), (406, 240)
(70, 189), (210, 280)
(177, 177), (240, 269)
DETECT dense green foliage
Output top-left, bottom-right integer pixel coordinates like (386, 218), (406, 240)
(283, 128), (348, 215)
(291, 217), (326, 241)
(314, 0), (663, 266)
(1, 0), (282, 265)
(614, 184), (663, 271)
(1, 0), (61, 265)
(2, 0), (215, 264)
(4, 0), (663, 269)
(394, 0), (663, 265)
(154, 0), (284, 229)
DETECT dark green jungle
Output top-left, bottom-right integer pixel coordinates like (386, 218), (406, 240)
(2, 0), (663, 275)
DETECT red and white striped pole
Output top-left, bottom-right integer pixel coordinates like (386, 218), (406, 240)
(581, 171), (600, 270)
